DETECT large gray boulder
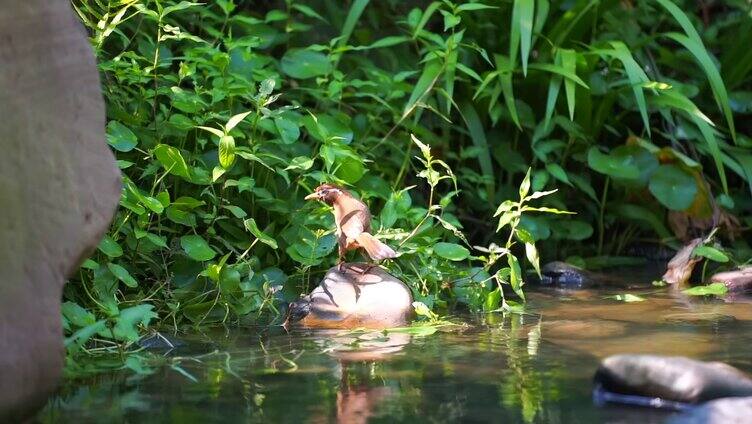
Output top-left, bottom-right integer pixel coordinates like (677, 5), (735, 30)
(594, 355), (752, 404)
(0, 1), (120, 421)
(288, 263), (414, 329)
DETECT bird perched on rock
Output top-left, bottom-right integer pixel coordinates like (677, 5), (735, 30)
(305, 184), (397, 269)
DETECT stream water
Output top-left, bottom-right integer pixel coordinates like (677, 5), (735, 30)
(40, 272), (752, 423)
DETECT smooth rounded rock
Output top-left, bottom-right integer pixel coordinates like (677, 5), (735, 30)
(666, 396), (752, 424)
(594, 355), (752, 404)
(0, 1), (120, 421)
(289, 263), (414, 329)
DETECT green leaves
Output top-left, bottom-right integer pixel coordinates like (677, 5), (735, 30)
(648, 165), (698, 211)
(510, 0), (535, 75)
(154, 144), (190, 179)
(218, 135), (235, 168)
(106, 121), (137, 152)
(682, 283), (728, 296)
(98, 235), (123, 258)
(433, 242), (470, 261)
(656, 0), (735, 143)
(280, 48), (332, 79)
(587, 147), (640, 180)
(180, 235), (216, 261)
(404, 58), (442, 117)
(107, 263), (138, 288)
(692, 245), (730, 263)
(244, 218), (278, 249)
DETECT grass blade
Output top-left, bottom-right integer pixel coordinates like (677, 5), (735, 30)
(560, 49), (577, 120)
(656, 0), (736, 143)
(404, 58), (443, 118)
(516, 0), (535, 76)
(461, 101), (495, 202)
(495, 54), (521, 129)
(528, 62), (589, 88)
(603, 42), (650, 136)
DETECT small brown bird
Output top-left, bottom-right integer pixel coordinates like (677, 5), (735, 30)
(305, 184), (397, 269)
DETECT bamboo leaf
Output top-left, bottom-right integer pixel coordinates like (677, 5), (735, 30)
(656, 0), (736, 143)
(560, 49), (577, 120)
(461, 102), (495, 202)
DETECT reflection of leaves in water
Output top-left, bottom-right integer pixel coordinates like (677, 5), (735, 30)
(494, 314), (564, 423)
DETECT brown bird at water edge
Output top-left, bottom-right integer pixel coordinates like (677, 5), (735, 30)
(304, 184), (397, 270)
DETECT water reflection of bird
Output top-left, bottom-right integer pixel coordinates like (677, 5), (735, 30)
(305, 184), (396, 270)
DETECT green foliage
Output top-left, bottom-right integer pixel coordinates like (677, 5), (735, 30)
(68, 0), (751, 359)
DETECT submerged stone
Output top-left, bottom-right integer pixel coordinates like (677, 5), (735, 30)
(287, 263), (413, 329)
(666, 396), (752, 424)
(594, 355), (752, 404)
(711, 266), (752, 293)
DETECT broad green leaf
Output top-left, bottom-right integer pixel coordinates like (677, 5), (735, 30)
(219, 135), (235, 168)
(508, 255), (524, 300)
(284, 156), (314, 171)
(224, 177), (255, 193)
(197, 125), (224, 138)
(545, 163), (571, 185)
(280, 49), (332, 79)
(112, 304), (157, 342)
(274, 117), (300, 144)
(106, 121), (137, 152)
(682, 283), (728, 296)
(648, 164), (698, 211)
(153, 144), (190, 179)
(98, 235), (123, 258)
(692, 245), (729, 263)
(587, 147), (640, 179)
(516, 0), (534, 75)
(180, 235), (216, 261)
(223, 205), (247, 218)
(484, 288), (502, 311)
(62, 302), (96, 328)
(244, 218), (278, 249)
(161, 1), (201, 18)
(525, 242), (541, 277)
(519, 168), (531, 198)
(226, 111), (253, 132)
(433, 242), (470, 261)
(107, 263), (138, 288)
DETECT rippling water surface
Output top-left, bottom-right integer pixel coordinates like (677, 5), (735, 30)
(41, 273), (752, 423)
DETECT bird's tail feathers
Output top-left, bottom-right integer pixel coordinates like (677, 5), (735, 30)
(356, 233), (397, 261)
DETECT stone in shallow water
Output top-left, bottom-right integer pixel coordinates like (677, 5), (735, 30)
(289, 263), (413, 329)
(594, 355), (752, 404)
(666, 396), (752, 424)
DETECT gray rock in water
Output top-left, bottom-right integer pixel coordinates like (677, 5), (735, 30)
(289, 263), (413, 329)
(594, 355), (752, 404)
(666, 396), (752, 424)
(0, 1), (120, 421)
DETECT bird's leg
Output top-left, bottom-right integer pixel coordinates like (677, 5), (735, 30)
(337, 235), (347, 272)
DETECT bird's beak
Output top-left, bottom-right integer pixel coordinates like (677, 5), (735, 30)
(304, 192), (319, 200)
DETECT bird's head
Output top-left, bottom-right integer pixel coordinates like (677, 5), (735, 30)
(304, 184), (346, 205)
